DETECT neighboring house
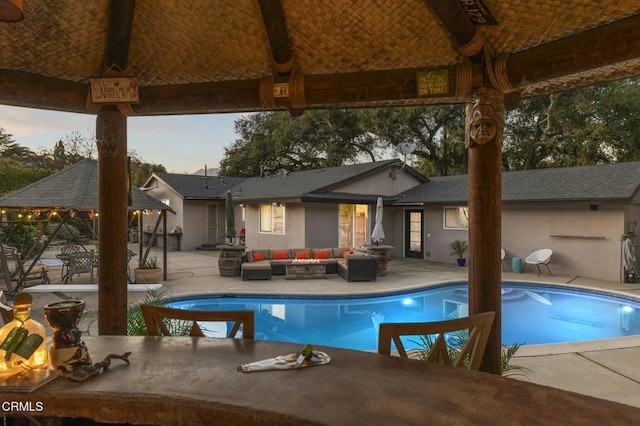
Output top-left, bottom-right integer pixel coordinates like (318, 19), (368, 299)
(396, 161), (640, 282)
(141, 172), (247, 251)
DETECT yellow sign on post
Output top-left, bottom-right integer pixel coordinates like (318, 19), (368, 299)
(416, 70), (449, 97)
(90, 77), (139, 103)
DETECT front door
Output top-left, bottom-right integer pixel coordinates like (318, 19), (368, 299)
(405, 209), (424, 259)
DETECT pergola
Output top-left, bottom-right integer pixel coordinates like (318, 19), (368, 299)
(0, 0), (639, 374)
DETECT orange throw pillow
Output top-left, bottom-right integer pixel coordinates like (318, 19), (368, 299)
(295, 251), (311, 259)
(252, 252), (265, 261)
(341, 250), (353, 258)
(314, 249), (331, 259)
(272, 250), (289, 260)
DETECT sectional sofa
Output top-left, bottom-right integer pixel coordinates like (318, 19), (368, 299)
(241, 247), (377, 282)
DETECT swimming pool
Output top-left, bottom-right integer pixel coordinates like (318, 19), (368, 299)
(166, 282), (640, 351)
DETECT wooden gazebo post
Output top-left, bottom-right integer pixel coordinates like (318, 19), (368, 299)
(96, 107), (129, 335)
(466, 87), (503, 374)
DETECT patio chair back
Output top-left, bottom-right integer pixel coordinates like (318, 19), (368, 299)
(140, 304), (255, 339)
(65, 252), (95, 283)
(525, 248), (553, 275)
(61, 244), (82, 255)
(378, 311), (495, 370)
(0, 291), (13, 324)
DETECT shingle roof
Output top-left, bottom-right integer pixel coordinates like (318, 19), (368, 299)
(398, 162), (640, 204)
(150, 173), (247, 199)
(0, 159), (170, 211)
(229, 160), (425, 202)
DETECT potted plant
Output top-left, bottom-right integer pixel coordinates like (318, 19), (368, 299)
(449, 240), (468, 266)
(134, 257), (162, 284)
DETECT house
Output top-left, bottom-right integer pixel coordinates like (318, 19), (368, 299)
(231, 160), (426, 254)
(144, 160), (425, 253)
(396, 161), (640, 282)
(144, 160), (640, 283)
(141, 172), (247, 251)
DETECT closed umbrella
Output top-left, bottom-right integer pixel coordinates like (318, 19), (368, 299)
(225, 190), (236, 244)
(371, 197), (385, 245)
(623, 236), (636, 277)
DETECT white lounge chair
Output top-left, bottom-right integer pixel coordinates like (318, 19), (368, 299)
(525, 249), (553, 276)
(501, 248), (506, 272)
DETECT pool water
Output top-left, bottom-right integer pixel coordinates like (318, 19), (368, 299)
(166, 282), (640, 351)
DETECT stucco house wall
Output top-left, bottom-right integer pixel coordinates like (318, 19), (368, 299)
(501, 202), (624, 282)
(418, 201), (631, 282)
(334, 167), (419, 196)
(305, 203), (340, 248)
(244, 203), (306, 250)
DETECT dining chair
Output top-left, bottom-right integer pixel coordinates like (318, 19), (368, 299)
(64, 252), (95, 283)
(140, 304), (255, 339)
(378, 311), (496, 371)
(59, 243), (82, 280)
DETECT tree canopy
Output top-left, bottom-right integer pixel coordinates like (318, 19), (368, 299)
(0, 128), (166, 196)
(220, 77), (640, 177)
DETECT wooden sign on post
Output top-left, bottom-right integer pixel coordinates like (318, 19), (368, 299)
(90, 77), (139, 103)
(416, 70), (449, 97)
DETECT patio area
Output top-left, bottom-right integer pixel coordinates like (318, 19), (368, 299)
(17, 245), (640, 409)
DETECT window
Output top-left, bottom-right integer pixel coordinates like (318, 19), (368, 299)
(260, 203), (285, 234)
(444, 207), (469, 230)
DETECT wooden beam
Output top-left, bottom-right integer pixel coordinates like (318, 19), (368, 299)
(506, 14), (640, 89)
(0, 70), (87, 113)
(422, 0), (483, 60)
(106, 0), (136, 71)
(134, 80), (264, 114)
(132, 64), (482, 115)
(257, 0), (294, 72)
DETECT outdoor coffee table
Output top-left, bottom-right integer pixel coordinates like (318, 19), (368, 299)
(285, 261), (327, 280)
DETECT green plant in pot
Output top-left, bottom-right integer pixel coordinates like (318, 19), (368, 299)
(134, 256), (162, 284)
(449, 240), (468, 266)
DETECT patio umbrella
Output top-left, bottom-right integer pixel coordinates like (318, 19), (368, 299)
(623, 236), (636, 277)
(371, 197), (385, 246)
(225, 190), (236, 244)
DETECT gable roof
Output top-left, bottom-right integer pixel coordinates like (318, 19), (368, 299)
(397, 161), (640, 204)
(0, 159), (171, 211)
(230, 160), (427, 203)
(147, 172), (247, 200)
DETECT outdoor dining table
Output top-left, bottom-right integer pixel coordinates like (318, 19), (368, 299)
(3, 336), (640, 425)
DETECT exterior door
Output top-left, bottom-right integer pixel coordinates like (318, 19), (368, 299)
(206, 203), (218, 244)
(405, 209), (424, 259)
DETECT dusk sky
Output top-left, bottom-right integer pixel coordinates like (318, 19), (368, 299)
(0, 104), (242, 174)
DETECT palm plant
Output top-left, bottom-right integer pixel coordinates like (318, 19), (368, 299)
(449, 240), (468, 259)
(127, 288), (191, 336)
(411, 329), (529, 378)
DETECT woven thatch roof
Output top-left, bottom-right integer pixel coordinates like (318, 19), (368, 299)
(0, 1), (638, 115)
(0, 159), (170, 211)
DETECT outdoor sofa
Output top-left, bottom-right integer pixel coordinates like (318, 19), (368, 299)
(241, 248), (377, 282)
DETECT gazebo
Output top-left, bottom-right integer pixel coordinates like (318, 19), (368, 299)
(0, 158), (172, 289)
(0, 1), (639, 375)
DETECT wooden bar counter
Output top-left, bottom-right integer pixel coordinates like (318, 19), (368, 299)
(3, 336), (640, 425)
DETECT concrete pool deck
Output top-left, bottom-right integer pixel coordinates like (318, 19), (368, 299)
(18, 245), (640, 409)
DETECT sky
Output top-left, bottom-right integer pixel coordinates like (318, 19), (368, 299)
(0, 105), (242, 174)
